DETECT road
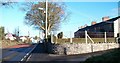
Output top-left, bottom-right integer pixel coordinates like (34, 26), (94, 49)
(1, 44), (37, 61)
(1, 43), (113, 63)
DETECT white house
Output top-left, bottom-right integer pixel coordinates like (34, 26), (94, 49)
(5, 33), (16, 40)
(20, 36), (27, 42)
(114, 18), (120, 37)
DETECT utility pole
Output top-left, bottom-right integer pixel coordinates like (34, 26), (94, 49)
(38, 0), (48, 41)
(45, 0), (48, 39)
(17, 26), (19, 42)
(28, 31), (30, 37)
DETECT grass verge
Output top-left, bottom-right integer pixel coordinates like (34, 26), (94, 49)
(84, 48), (120, 63)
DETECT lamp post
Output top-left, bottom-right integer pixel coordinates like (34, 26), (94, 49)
(38, 0), (48, 40)
(45, 0), (48, 39)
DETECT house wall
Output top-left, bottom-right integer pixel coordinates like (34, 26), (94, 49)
(114, 18), (120, 37)
(74, 23), (114, 38)
(119, 18), (120, 33)
(75, 20), (115, 38)
(114, 19), (118, 37)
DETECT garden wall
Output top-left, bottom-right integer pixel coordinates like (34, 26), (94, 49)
(51, 43), (119, 55)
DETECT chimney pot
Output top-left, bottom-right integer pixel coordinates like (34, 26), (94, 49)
(102, 16), (109, 21)
(91, 21), (97, 25)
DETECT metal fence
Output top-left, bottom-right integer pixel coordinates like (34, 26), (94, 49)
(50, 31), (117, 44)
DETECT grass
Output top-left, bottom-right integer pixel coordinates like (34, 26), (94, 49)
(1, 39), (30, 48)
(84, 48), (120, 63)
(54, 38), (116, 44)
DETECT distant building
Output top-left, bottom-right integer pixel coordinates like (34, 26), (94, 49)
(20, 36), (27, 42)
(5, 33), (16, 40)
(74, 16), (120, 38)
(30, 37), (39, 44)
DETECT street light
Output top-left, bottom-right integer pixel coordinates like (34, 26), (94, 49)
(38, 0), (48, 40)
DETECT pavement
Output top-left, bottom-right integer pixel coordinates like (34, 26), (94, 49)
(27, 43), (111, 63)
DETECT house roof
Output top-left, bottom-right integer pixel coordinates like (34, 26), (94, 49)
(75, 16), (120, 33)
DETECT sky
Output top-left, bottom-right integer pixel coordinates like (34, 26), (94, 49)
(60, 2), (118, 38)
(0, 2), (119, 38)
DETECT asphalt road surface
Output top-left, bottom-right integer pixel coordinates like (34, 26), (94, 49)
(1, 44), (36, 61)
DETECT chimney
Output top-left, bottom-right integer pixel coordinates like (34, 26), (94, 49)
(78, 26), (83, 29)
(91, 21), (97, 25)
(84, 24), (88, 27)
(102, 16), (109, 21)
(80, 26), (84, 29)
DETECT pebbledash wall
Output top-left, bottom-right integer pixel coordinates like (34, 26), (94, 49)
(50, 43), (120, 55)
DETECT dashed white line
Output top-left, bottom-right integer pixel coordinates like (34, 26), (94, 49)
(26, 53), (29, 55)
(26, 54), (32, 61)
(20, 43), (38, 61)
(21, 58), (24, 61)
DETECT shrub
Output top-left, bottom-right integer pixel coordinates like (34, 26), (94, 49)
(57, 32), (63, 39)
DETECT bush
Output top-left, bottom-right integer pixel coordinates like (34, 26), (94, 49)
(57, 32), (63, 39)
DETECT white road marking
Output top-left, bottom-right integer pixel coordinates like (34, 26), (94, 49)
(20, 43), (38, 61)
(21, 58), (24, 61)
(26, 54), (32, 61)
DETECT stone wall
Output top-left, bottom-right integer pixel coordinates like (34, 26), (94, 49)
(51, 43), (119, 55)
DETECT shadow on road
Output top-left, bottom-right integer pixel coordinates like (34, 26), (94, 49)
(31, 43), (46, 53)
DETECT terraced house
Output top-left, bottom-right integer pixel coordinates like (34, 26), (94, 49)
(74, 16), (120, 38)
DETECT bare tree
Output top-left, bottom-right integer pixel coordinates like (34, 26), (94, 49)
(0, 26), (5, 40)
(24, 2), (70, 35)
(0, 2), (17, 8)
(0, 2), (30, 9)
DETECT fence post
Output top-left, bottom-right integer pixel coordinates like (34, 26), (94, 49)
(87, 34), (94, 43)
(56, 36), (57, 44)
(70, 31), (72, 43)
(51, 31), (54, 43)
(85, 30), (87, 44)
(105, 32), (107, 43)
